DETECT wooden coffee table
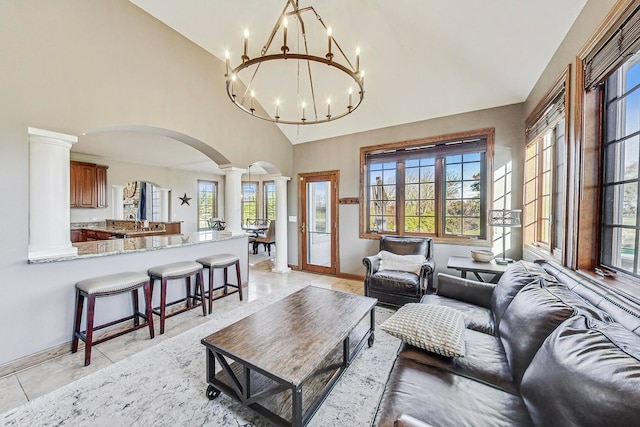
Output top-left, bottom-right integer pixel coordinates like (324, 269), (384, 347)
(201, 286), (377, 426)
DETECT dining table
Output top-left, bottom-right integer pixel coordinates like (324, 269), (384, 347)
(242, 224), (269, 237)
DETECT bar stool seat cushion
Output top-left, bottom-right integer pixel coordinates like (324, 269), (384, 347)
(197, 254), (240, 268)
(148, 261), (202, 278)
(76, 272), (149, 295)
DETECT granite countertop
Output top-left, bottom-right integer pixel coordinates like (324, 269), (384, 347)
(82, 226), (166, 237)
(30, 231), (246, 263)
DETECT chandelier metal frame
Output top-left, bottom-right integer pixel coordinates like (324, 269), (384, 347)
(224, 0), (365, 125)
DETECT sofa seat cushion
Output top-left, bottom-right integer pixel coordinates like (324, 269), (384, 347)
(422, 294), (495, 335)
(398, 327), (517, 395)
(375, 358), (533, 427)
(369, 270), (420, 296)
(491, 261), (556, 327)
(521, 315), (640, 427)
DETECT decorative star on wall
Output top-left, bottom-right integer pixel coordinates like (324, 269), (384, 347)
(179, 193), (192, 206)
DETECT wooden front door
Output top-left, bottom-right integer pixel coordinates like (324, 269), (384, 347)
(299, 171), (339, 275)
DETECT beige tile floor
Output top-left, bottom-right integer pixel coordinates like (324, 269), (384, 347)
(0, 260), (364, 414)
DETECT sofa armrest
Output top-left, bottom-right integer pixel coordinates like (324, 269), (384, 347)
(420, 258), (435, 277)
(394, 414), (434, 427)
(436, 273), (495, 308)
(362, 255), (381, 278)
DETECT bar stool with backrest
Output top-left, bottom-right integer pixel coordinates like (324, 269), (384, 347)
(148, 261), (206, 334)
(72, 271), (154, 366)
(195, 253), (243, 313)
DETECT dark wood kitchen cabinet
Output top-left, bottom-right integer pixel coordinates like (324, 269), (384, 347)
(70, 161), (108, 208)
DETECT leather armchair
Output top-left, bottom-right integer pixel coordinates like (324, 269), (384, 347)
(363, 235), (435, 307)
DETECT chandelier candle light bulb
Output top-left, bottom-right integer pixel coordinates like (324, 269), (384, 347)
(356, 47), (360, 72)
(302, 102), (306, 121)
(224, 50), (230, 76)
(250, 90), (255, 112)
(327, 98), (331, 119)
(327, 27), (333, 60)
(275, 98), (280, 121)
(243, 29), (249, 61)
(282, 17), (288, 53)
(348, 87), (353, 109)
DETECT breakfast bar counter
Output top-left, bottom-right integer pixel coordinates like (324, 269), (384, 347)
(30, 231), (245, 263)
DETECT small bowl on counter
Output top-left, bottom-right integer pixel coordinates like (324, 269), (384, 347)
(471, 249), (494, 263)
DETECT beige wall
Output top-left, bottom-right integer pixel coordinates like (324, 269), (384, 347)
(0, 0), (291, 366)
(292, 103), (525, 277)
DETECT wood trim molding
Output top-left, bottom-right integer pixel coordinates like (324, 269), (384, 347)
(523, 65), (571, 266)
(336, 272), (364, 281)
(359, 127), (495, 241)
(572, 0), (635, 271)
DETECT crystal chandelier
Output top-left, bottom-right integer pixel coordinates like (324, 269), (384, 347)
(224, 0), (365, 125)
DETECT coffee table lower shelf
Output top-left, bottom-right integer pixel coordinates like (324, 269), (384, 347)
(203, 314), (375, 426)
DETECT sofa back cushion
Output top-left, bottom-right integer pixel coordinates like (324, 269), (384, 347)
(491, 261), (555, 327)
(521, 315), (640, 426)
(498, 278), (612, 383)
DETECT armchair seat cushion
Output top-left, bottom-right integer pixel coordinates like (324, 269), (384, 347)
(421, 294), (495, 335)
(369, 270), (420, 296)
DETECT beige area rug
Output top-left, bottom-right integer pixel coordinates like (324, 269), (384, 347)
(2, 286), (400, 426)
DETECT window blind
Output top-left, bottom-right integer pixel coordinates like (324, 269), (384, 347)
(525, 87), (565, 142)
(365, 138), (486, 164)
(584, 2), (640, 90)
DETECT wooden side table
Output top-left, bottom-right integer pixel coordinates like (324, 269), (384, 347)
(447, 256), (510, 284)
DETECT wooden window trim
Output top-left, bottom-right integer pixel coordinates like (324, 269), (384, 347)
(359, 128), (494, 242)
(523, 64), (572, 264)
(574, 0), (640, 292)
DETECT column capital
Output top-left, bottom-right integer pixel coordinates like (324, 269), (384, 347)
(28, 127), (78, 149)
(220, 166), (246, 175)
(273, 175), (291, 182)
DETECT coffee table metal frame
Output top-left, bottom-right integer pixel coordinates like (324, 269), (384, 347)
(201, 289), (376, 427)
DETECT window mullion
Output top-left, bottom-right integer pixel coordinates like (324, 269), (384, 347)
(435, 157), (444, 237)
(397, 161), (406, 235)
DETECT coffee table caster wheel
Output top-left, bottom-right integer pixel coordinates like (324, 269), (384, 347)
(368, 333), (375, 347)
(206, 385), (221, 400)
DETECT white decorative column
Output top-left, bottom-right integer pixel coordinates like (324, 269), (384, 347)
(158, 188), (170, 222)
(272, 175), (291, 273)
(222, 167), (244, 235)
(28, 127), (78, 260)
(111, 185), (125, 219)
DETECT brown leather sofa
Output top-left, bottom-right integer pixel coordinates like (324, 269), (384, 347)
(374, 260), (640, 426)
(363, 236), (435, 307)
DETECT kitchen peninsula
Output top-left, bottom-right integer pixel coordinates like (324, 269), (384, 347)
(31, 231), (244, 263)
(12, 231), (249, 373)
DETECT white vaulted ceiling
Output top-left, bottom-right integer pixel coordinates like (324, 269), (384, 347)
(129, 0), (587, 145)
